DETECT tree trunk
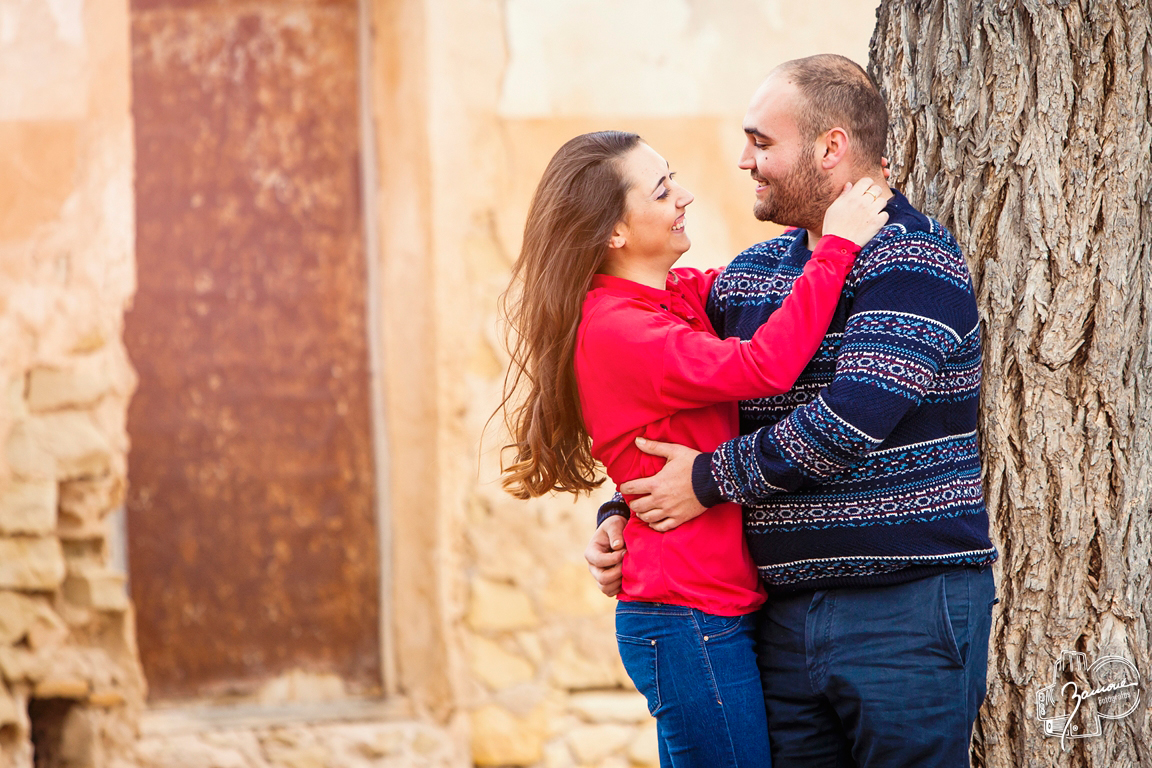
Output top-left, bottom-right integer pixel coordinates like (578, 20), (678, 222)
(869, 2), (1152, 766)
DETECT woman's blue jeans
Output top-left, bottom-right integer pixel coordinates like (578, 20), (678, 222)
(616, 601), (772, 768)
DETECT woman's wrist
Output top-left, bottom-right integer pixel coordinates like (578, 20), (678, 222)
(813, 234), (862, 265)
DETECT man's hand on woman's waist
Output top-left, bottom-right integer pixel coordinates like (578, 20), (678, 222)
(619, 437), (706, 532)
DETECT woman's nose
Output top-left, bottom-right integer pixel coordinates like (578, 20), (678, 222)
(678, 186), (694, 207)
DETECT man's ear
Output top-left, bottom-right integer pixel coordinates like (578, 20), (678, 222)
(818, 127), (850, 170)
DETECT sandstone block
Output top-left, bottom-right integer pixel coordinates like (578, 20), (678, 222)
(134, 733), (258, 768)
(262, 744), (327, 768)
(567, 691), (651, 724)
(26, 412), (115, 480)
(466, 578), (539, 632)
(63, 568), (129, 611)
(0, 647), (47, 683)
(34, 677), (89, 699)
(0, 478), (57, 534)
(0, 591), (43, 645)
(26, 601), (68, 651)
(627, 723), (659, 767)
(542, 739), (575, 768)
(3, 739), (34, 768)
(69, 330), (108, 356)
(467, 519), (539, 584)
(541, 562), (614, 618)
(26, 355), (113, 412)
(5, 377), (26, 420)
(469, 636), (534, 690)
(471, 704), (545, 766)
(4, 422), (57, 480)
(411, 728), (446, 756)
(92, 609), (142, 682)
(0, 537), (66, 590)
(323, 724), (404, 768)
(261, 729), (329, 768)
(58, 473), (124, 540)
(135, 723), (460, 768)
(350, 726), (405, 758)
(0, 679), (21, 726)
(565, 724), (632, 764)
(548, 639), (624, 690)
(87, 690), (125, 708)
(516, 631), (544, 664)
(198, 730), (267, 767)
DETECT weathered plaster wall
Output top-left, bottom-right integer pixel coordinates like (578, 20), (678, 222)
(0, 0), (144, 765)
(0, 1), (879, 765)
(408, 1), (881, 765)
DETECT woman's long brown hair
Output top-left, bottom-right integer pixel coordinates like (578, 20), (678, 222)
(497, 131), (642, 499)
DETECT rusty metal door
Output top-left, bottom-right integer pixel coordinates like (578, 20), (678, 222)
(125, 0), (381, 700)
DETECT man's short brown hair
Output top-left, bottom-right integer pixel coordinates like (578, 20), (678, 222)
(776, 54), (888, 167)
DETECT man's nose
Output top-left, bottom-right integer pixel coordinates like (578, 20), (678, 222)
(737, 146), (755, 169)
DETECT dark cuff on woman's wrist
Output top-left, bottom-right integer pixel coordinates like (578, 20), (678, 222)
(596, 498), (631, 527)
(691, 452), (724, 508)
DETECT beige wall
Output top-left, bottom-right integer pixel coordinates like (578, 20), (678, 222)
(0, 1), (879, 765)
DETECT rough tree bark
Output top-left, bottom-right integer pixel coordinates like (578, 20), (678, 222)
(869, 2), (1152, 766)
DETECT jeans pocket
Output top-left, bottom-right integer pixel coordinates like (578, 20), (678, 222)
(617, 634), (660, 715)
(940, 569), (970, 667)
(695, 610), (746, 640)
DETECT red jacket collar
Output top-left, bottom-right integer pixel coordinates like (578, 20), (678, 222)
(589, 272), (676, 301)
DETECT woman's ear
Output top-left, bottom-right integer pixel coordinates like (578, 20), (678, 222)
(607, 221), (627, 250)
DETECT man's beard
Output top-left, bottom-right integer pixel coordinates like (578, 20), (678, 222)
(753, 153), (834, 231)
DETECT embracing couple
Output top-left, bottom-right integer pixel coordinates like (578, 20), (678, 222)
(498, 54), (998, 768)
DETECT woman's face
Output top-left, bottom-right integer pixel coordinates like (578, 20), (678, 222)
(614, 143), (694, 262)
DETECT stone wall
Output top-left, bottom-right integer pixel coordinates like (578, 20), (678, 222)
(132, 703), (464, 768)
(0, 1), (878, 766)
(0, 0), (144, 765)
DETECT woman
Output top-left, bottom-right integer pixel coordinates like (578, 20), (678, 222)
(498, 131), (887, 767)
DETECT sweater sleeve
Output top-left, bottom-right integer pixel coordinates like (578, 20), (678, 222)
(596, 492), (630, 526)
(656, 235), (858, 408)
(693, 228), (979, 508)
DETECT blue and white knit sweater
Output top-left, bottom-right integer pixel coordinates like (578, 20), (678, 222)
(689, 190), (997, 592)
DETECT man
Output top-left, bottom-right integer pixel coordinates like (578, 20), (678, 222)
(586, 54), (997, 767)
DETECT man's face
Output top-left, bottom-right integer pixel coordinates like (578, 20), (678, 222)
(738, 77), (834, 231)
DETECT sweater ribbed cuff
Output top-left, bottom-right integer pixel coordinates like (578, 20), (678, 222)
(692, 451), (725, 508)
(596, 496), (630, 528)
